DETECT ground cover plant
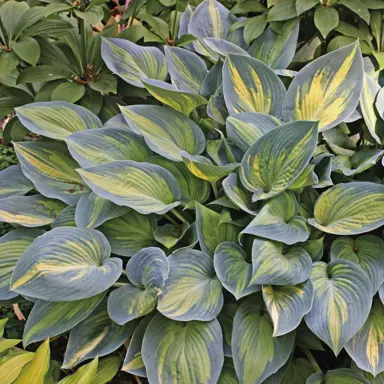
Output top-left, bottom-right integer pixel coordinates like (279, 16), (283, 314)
(1, 0), (384, 383)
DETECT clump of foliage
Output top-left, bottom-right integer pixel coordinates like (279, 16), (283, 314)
(1, 0), (384, 383)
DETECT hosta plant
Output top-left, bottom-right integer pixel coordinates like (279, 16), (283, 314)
(1, 0), (384, 383)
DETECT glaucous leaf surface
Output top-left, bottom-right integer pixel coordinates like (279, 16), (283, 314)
(0, 164), (34, 199)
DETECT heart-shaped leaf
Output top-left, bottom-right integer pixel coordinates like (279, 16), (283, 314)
(0, 165), (34, 199)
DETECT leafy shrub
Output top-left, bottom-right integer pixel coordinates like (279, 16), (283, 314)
(1, 0), (384, 383)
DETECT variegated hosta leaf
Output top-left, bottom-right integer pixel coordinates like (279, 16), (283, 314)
(283, 41), (364, 131)
(0, 195), (66, 227)
(0, 165), (34, 199)
(0, 349), (35, 383)
(23, 293), (106, 346)
(142, 79), (207, 116)
(232, 297), (295, 384)
(196, 203), (240, 256)
(219, 302), (238, 357)
(223, 54), (286, 116)
(218, 358), (238, 384)
(302, 236), (325, 262)
(143, 314), (224, 384)
(262, 281), (314, 336)
(78, 160), (181, 215)
(164, 46), (207, 94)
(214, 241), (260, 299)
(120, 105), (206, 162)
(345, 298), (384, 377)
(14, 141), (88, 205)
(188, 0), (230, 62)
(0, 229), (43, 300)
(51, 205), (76, 228)
(158, 249), (223, 321)
(305, 260), (373, 355)
(93, 356), (122, 384)
(241, 191), (310, 245)
(64, 127), (152, 168)
(62, 300), (138, 368)
(148, 156), (210, 206)
(99, 211), (156, 257)
(59, 358), (98, 384)
(352, 363), (384, 384)
(122, 315), (153, 377)
(330, 235), (384, 294)
(308, 182), (384, 235)
(307, 368), (370, 384)
(201, 61), (223, 98)
(239, 120), (318, 201)
(16, 101), (102, 140)
(108, 248), (169, 324)
(203, 37), (249, 58)
(226, 112), (281, 152)
(101, 38), (167, 88)
(11, 227), (122, 301)
(250, 238), (312, 286)
(206, 133), (242, 167)
(154, 222), (190, 249)
(75, 192), (130, 229)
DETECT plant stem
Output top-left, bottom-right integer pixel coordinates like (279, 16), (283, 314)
(171, 0), (179, 40)
(302, 348), (322, 373)
(165, 213), (179, 226)
(79, 0), (88, 78)
(211, 182), (219, 199)
(0, 19), (8, 48)
(171, 208), (189, 224)
(128, 0), (139, 27)
(112, 282), (127, 288)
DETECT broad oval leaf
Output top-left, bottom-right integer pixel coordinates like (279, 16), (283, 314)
(16, 101), (102, 140)
(223, 54), (286, 116)
(23, 292), (106, 346)
(308, 182), (384, 235)
(251, 239), (312, 286)
(78, 160), (181, 215)
(283, 41), (364, 131)
(262, 281), (314, 336)
(142, 313), (224, 384)
(239, 120), (318, 201)
(101, 38), (167, 88)
(14, 141), (88, 205)
(330, 235), (384, 294)
(226, 112), (281, 152)
(120, 105), (206, 162)
(158, 249), (223, 321)
(11, 227), (122, 301)
(0, 229), (44, 300)
(214, 241), (260, 299)
(305, 260), (373, 355)
(65, 127), (151, 168)
(0, 164), (34, 199)
(232, 297), (295, 384)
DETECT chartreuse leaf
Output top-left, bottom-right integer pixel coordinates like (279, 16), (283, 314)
(203, 37), (249, 58)
(283, 42), (364, 131)
(223, 54), (286, 116)
(164, 46), (207, 94)
(75, 192), (130, 229)
(11, 227), (122, 301)
(226, 112), (281, 152)
(15, 101), (102, 140)
(232, 296), (295, 384)
(241, 191), (310, 245)
(308, 182), (384, 235)
(59, 358), (98, 384)
(23, 292), (106, 346)
(0, 165), (34, 199)
(345, 298), (384, 376)
(148, 156), (210, 206)
(250, 238), (312, 286)
(78, 160), (181, 215)
(93, 356), (122, 384)
(0, 195), (66, 227)
(330, 235), (384, 294)
(63, 300), (137, 368)
(195, 203), (240, 256)
(307, 368), (370, 384)
(13, 339), (50, 384)
(142, 79), (207, 116)
(262, 280), (314, 336)
(0, 229), (43, 300)
(51, 205), (76, 228)
(122, 315), (153, 377)
(99, 211), (156, 257)
(120, 105), (206, 162)
(14, 141), (89, 205)
(65, 127), (151, 168)
(158, 249), (223, 321)
(154, 222), (191, 249)
(101, 38), (167, 88)
(239, 120), (318, 201)
(0, 349), (34, 384)
(214, 242), (260, 299)
(142, 313), (224, 384)
(108, 248), (169, 324)
(305, 260), (373, 355)
(182, 152), (238, 182)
